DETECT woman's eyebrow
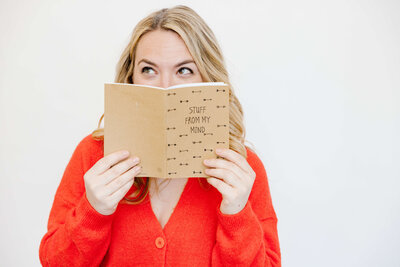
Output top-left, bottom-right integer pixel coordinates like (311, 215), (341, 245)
(174, 59), (195, 68)
(137, 58), (195, 68)
(137, 58), (157, 67)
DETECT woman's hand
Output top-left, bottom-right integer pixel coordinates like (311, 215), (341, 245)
(203, 148), (256, 215)
(84, 150), (142, 215)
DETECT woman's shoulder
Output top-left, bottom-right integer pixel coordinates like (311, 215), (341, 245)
(72, 133), (104, 171)
(245, 146), (277, 218)
(244, 146), (271, 194)
(245, 146), (267, 175)
(74, 133), (103, 154)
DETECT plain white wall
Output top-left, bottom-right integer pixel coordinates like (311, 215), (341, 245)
(1, 0), (399, 266)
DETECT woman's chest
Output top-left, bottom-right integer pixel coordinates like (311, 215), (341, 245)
(149, 178), (189, 229)
(103, 180), (222, 265)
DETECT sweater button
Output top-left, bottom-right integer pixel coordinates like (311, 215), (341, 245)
(155, 237), (165, 249)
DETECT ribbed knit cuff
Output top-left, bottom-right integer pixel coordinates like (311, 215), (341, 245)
(217, 201), (262, 241)
(66, 193), (115, 236)
(59, 194), (115, 265)
(216, 201), (259, 233)
(215, 201), (264, 264)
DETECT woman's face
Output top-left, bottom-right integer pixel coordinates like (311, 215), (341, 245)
(133, 29), (203, 88)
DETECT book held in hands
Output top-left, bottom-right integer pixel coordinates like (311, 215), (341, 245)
(104, 82), (229, 178)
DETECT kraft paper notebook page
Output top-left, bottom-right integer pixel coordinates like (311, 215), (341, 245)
(104, 82), (229, 179)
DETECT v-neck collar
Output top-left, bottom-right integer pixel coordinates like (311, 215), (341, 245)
(145, 177), (195, 234)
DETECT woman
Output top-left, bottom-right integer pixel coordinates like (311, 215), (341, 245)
(39, 5), (281, 266)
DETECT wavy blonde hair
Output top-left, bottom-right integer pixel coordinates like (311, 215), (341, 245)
(91, 5), (252, 204)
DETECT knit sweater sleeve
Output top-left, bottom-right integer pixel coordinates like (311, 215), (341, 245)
(39, 136), (115, 267)
(211, 148), (281, 266)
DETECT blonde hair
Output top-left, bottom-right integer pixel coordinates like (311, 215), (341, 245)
(92, 5), (252, 204)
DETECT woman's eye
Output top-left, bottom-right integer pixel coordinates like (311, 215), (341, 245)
(178, 67), (193, 75)
(142, 67), (155, 74)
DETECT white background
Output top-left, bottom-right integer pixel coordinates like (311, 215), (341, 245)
(1, 0), (399, 266)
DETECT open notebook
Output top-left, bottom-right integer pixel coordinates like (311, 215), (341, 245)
(104, 82), (229, 178)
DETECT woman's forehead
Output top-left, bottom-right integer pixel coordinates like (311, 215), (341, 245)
(135, 29), (194, 65)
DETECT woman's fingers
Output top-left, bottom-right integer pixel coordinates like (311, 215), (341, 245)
(83, 150), (142, 216)
(205, 168), (241, 188)
(105, 165), (141, 195)
(204, 158), (245, 182)
(206, 177), (233, 197)
(108, 177), (136, 204)
(89, 150), (131, 176)
(101, 156), (140, 185)
(215, 148), (254, 175)
(203, 148), (257, 215)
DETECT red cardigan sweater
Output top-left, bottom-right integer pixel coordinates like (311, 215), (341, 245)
(39, 134), (281, 266)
